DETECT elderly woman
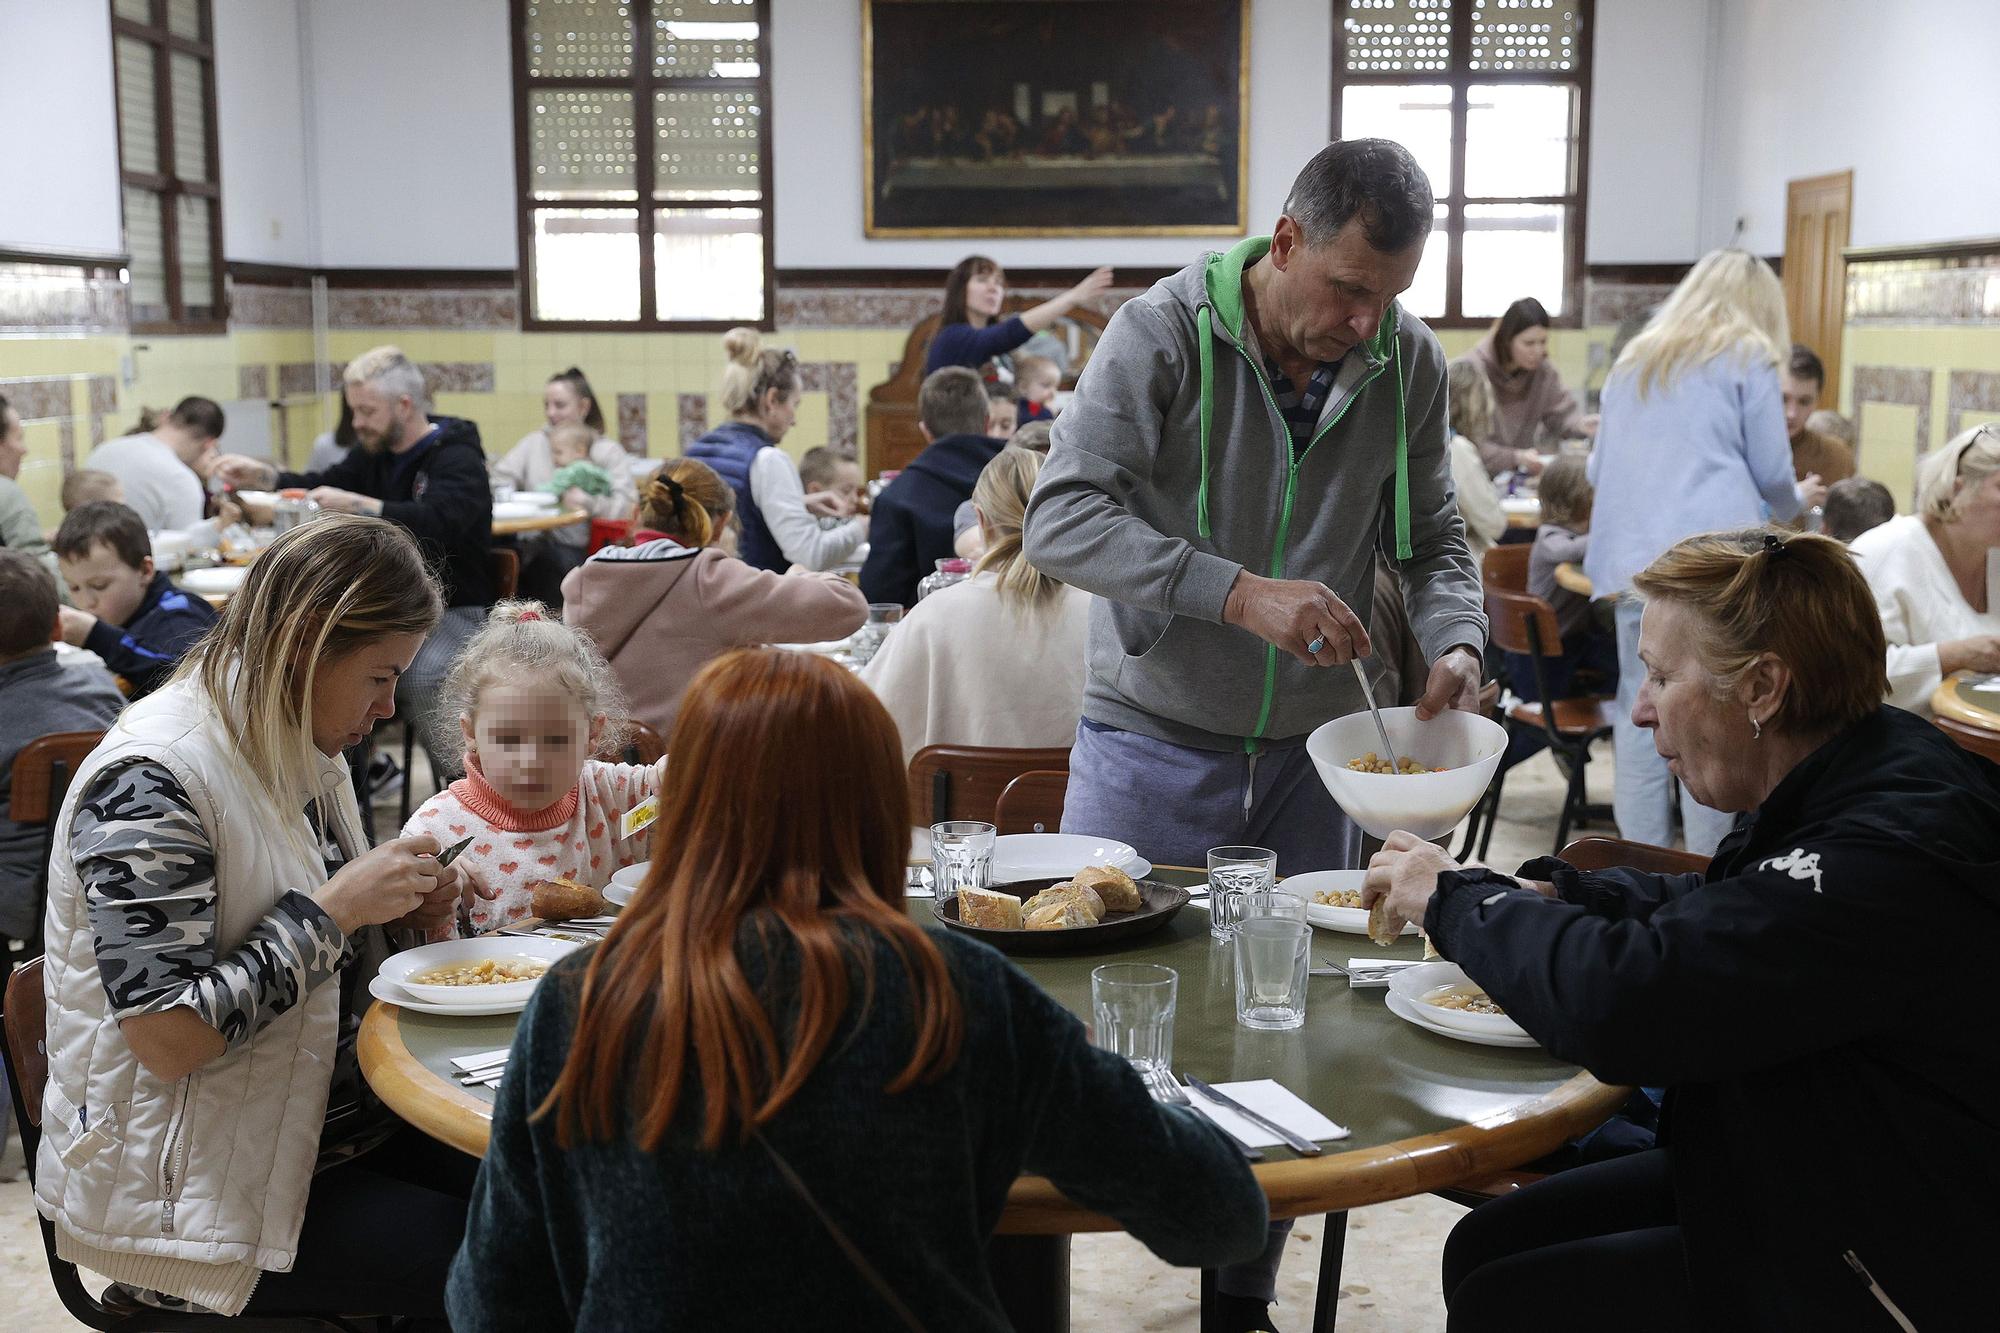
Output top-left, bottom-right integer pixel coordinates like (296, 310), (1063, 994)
(1851, 423), (2000, 714)
(35, 515), (489, 1319)
(1363, 528), (2000, 1333)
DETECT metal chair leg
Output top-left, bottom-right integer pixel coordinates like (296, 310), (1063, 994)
(1476, 764), (1509, 860)
(398, 722), (417, 825)
(1309, 1211), (1350, 1332)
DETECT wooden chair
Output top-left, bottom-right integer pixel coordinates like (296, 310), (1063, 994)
(397, 547), (523, 821)
(1, 960), (360, 1331)
(5, 731), (105, 969)
(489, 547), (520, 600)
(612, 719), (667, 766)
(1480, 542), (1532, 593)
(906, 744), (1073, 828)
(1935, 715), (2000, 766)
(1484, 587), (1614, 855)
(994, 770), (1068, 834)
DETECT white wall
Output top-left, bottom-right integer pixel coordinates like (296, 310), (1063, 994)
(0, 0), (123, 255)
(1701, 0), (2000, 253)
(1584, 0), (1709, 263)
(299, 0), (516, 268)
(213, 0), (312, 266)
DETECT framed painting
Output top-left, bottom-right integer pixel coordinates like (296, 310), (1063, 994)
(863, 0), (1249, 237)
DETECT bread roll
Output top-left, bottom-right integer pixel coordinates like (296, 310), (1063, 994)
(1072, 865), (1142, 913)
(957, 886), (1024, 930)
(1025, 899), (1096, 931)
(1023, 882), (1104, 922)
(531, 877), (608, 922)
(1366, 897), (1400, 947)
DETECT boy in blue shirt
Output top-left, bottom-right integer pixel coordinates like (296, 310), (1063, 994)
(55, 500), (218, 698)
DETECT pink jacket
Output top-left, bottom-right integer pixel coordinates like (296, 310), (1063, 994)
(1465, 334), (1588, 474)
(561, 538), (868, 735)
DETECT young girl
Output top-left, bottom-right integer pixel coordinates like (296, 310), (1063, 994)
(404, 600), (664, 933)
(1522, 454), (1618, 700)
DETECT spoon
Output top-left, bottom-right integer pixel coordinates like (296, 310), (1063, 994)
(1350, 659), (1404, 773)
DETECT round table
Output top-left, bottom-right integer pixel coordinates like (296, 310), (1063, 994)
(492, 506), (589, 536)
(1932, 671), (2000, 732)
(1501, 496), (1541, 529)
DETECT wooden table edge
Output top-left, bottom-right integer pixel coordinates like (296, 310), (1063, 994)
(359, 1000), (496, 1158)
(1932, 672), (2000, 731)
(492, 507), (590, 536)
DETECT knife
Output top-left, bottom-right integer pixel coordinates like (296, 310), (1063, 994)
(436, 835), (475, 868)
(1184, 1076), (1323, 1157)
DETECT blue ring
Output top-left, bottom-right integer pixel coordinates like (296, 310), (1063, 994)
(1306, 636), (1326, 655)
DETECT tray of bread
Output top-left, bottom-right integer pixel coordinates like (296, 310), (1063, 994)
(932, 865), (1190, 955)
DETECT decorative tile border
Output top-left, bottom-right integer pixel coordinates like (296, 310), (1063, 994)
(59, 418), (77, 471)
(238, 364), (272, 401)
(0, 262), (128, 335)
(328, 288), (518, 330)
(1847, 253), (2000, 326)
(230, 282), (315, 329)
(798, 361), (859, 456)
(774, 285), (1140, 332)
(1581, 278), (1674, 329)
(677, 393), (709, 450)
(0, 376), (79, 421)
(0, 373), (118, 466)
(277, 360), (493, 397)
(617, 392), (648, 456)
(1946, 370), (2000, 441)
(1851, 365), (1934, 462)
(277, 362), (335, 399)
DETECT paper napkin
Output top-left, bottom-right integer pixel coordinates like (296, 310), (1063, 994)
(1184, 1078), (1350, 1147)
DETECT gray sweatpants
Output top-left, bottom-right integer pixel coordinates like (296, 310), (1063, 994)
(397, 604), (485, 786)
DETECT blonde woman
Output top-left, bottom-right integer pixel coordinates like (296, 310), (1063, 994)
(1443, 358), (1508, 561)
(1583, 250), (1829, 852)
(862, 446), (1091, 765)
(1851, 424), (2000, 714)
(36, 515), (483, 1319)
(686, 327), (866, 574)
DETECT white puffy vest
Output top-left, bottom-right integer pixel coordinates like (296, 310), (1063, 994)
(34, 678), (365, 1315)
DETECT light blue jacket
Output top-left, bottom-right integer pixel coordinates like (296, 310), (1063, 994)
(1584, 352), (1800, 596)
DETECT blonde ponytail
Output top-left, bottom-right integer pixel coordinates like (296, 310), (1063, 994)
(718, 326), (800, 417)
(971, 447), (1065, 614)
(637, 457), (735, 549)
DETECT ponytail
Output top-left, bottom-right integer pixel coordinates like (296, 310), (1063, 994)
(970, 446), (1065, 614)
(638, 458), (735, 549)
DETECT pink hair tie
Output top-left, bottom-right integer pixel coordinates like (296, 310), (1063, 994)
(518, 609), (543, 621)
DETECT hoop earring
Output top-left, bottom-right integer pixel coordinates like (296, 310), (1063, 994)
(1750, 714), (1763, 741)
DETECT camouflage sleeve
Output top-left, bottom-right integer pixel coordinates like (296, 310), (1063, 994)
(72, 760), (350, 1049)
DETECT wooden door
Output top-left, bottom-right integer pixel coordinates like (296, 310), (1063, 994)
(1783, 170), (1853, 401)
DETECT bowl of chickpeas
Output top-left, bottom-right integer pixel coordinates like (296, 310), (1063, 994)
(1305, 706), (1507, 841)
(378, 937), (580, 1006)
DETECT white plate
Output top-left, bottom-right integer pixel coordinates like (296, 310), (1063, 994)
(1387, 962), (1530, 1040)
(511, 491), (561, 509)
(233, 490), (279, 508)
(991, 833), (1143, 883)
(377, 936), (579, 1007)
(1384, 989), (1537, 1048)
(493, 499), (565, 521)
(604, 860), (650, 907)
(178, 565), (248, 596)
(1282, 869), (1417, 936)
(1500, 495), (1541, 515)
(367, 972), (532, 1018)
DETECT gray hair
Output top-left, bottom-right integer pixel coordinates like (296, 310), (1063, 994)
(1283, 139), (1435, 252)
(1917, 424), (2000, 525)
(342, 345), (429, 409)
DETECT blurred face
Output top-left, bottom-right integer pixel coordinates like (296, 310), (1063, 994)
(344, 381), (416, 453)
(1021, 367), (1060, 405)
(1507, 326), (1550, 372)
(59, 541), (151, 627)
(1781, 372), (1821, 442)
(759, 386), (799, 443)
(548, 432), (589, 468)
(1630, 600), (1759, 813)
(806, 460), (864, 509)
(1949, 465), (2000, 545)
(462, 679), (599, 811)
(1266, 214), (1423, 365)
(313, 632), (426, 756)
(544, 380), (590, 430)
(0, 408), (23, 479)
(985, 398), (1018, 438)
(965, 267), (1005, 321)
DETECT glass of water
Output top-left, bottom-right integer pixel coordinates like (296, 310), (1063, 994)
(849, 602), (903, 667)
(1207, 845), (1277, 940)
(1091, 963), (1178, 1076)
(930, 820), (995, 908)
(1234, 891), (1311, 1031)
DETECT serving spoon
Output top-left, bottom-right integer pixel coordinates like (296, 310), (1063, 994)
(1350, 659), (1405, 773)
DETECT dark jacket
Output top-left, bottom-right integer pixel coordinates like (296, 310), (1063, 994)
(923, 315), (1031, 375)
(82, 570), (218, 698)
(446, 923), (1266, 1331)
(1430, 706), (2000, 1332)
(279, 415), (494, 607)
(859, 433), (1002, 607)
(0, 648), (124, 939)
(686, 420), (784, 573)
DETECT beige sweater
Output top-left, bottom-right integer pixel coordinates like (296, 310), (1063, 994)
(1464, 336), (1589, 474)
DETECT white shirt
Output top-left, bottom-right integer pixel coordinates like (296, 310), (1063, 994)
(1448, 433), (1506, 561)
(86, 434), (206, 531)
(749, 447), (866, 570)
(1850, 514), (2000, 715)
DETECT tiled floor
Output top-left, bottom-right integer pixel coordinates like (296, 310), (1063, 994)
(1, 742), (1613, 1331)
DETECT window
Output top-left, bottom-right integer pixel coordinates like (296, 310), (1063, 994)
(1332, 0), (1592, 325)
(111, 0), (223, 332)
(511, 0), (773, 330)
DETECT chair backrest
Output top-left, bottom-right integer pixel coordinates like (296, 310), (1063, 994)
(1558, 836), (1709, 877)
(994, 770), (1068, 835)
(8, 731), (105, 823)
(907, 744), (1073, 827)
(1935, 716), (2000, 766)
(1484, 587), (1563, 659)
(1481, 543), (1532, 593)
(489, 547), (521, 601)
(615, 718), (668, 765)
(3, 957), (46, 1135)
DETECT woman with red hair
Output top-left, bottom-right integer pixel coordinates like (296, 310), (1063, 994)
(447, 648), (1266, 1329)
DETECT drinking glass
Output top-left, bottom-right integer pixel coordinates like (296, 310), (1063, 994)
(1233, 891), (1311, 1031)
(849, 602), (903, 667)
(930, 820), (995, 909)
(1091, 963), (1178, 1076)
(1207, 845), (1277, 940)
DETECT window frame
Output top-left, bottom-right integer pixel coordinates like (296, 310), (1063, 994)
(1330, 0), (1594, 330)
(109, 0), (225, 335)
(508, 0), (777, 333)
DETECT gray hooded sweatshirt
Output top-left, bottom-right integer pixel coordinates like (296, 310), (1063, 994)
(1023, 236), (1486, 753)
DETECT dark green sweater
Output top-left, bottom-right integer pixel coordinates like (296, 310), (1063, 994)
(447, 924), (1267, 1330)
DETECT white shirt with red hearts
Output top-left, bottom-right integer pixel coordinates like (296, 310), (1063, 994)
(403, 754), (665, 936)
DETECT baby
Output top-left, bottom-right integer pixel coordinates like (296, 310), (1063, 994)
(1014, 354), (1061, 424)
(545, 421), (613, 499)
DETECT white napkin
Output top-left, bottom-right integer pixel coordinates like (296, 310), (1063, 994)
(1184, 1078), (1350, 1146)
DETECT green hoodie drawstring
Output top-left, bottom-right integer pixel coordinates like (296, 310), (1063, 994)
(1197, 304), (1215, 539)
(1392, 331), (1412, 560)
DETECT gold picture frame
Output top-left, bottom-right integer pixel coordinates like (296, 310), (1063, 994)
(863, 0), (1251, 238)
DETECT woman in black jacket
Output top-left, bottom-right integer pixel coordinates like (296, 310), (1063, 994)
(1366, 529), (2000, 1332)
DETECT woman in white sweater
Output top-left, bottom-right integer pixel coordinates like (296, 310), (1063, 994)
(1850, 424), (2000, 715)
(1444, 357), (1508, 561)
(862, 446), (1090, 766)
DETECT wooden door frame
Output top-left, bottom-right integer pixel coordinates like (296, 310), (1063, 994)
(1783, 169), (1854, 405)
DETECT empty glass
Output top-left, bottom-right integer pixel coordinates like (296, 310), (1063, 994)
(1234, 891), (1311, 1031)
(849, 602), (903, 667)
(1207, 845), (1277, 940)
(930, 820), (995, 908)
(1091, 963), (1178, 1075)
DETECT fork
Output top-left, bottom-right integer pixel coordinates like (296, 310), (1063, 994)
(1167, 1069), (1263, 1160)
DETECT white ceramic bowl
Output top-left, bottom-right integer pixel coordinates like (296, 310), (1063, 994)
(604, 860), (651, 907)
(378, 937), (578, 1007)
(1306, 705), (1507, 840)
(990, 833), (1140, 883)
(1387, 961), (1527, 1039)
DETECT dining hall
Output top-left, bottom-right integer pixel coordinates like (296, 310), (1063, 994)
(1, 1), (1997, 1330)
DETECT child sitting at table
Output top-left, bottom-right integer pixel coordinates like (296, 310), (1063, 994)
(543, 421), (615, 501)
(53, 500), (218, 697)
(60, 468), (124, 512)
(1014, 353), (1060, 423)
(1521, 454), (1617, 701)
(404, 600), (665, 936)
(798, 446), (864, 525)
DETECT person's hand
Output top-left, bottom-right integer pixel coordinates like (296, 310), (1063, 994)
(57, 606), (96, 647)
(312, 835), (445, 935)
(1361, 830), (1461, 937)
(1068, 265), (1114, 305)
(802, 490), (852, 519)
(1577, 414), (1601, 437)
(213, 454), (278, 488)
(1517, 450), (1546, 476)
(1222, 569), (1371, 666)
(560, 485), (591, 512)
(1797, 472), (1828, 511)
(1942, 634), (2000, 676)
(307, 486), (380, 516)
(1414, 646), (1483, 720)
